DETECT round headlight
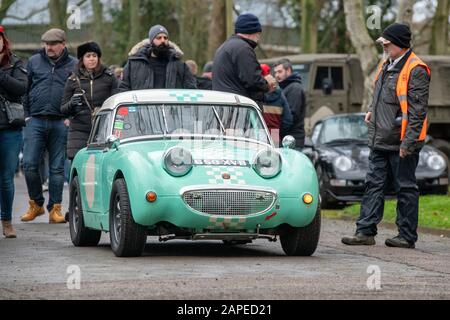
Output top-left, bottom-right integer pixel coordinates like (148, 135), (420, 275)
(427, 154), (446, 171)
(333, 156), (353, 172)
(163, 147), (193, 177)
(252, 149), (282, 178)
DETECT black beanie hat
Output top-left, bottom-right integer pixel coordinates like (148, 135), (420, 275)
(235, 13), (262, 34)
(379, 23), (412, 49)
(77, 42), (102, 60)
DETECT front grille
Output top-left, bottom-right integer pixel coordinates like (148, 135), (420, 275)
(182, 189), (276, 216)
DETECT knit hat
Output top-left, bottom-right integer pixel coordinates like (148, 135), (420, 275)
(377, 23), (411, 49)
(260, 64), (271, 76)
(77, 42), (102, 59)
(235, 13), (262, 34)
(149, 25), (169, 43)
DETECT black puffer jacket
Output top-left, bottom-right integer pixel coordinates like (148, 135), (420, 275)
(61, 65), (118, 159)
(368, 50), (430, 152)
(279, 73), (306, 148)
(0, 55), (28, 131)
(212, 35), (269, 104)
(119, 41), (196, 91)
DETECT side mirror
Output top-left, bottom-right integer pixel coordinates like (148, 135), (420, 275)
(106, 135), (120, 150)
(282, 135), (296, 149)
(304, 137), (314, 148)
(322, 78), (333, 95)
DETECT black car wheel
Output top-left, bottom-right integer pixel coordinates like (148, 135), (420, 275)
(109, 178), (147, 257)
(69, 176), (101, 247)
(280, 204), (321, 256)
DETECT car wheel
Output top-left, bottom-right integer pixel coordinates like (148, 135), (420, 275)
(69, 176), (101, 247)
(280, 204), (321, 256)
(109, 178), (147, 257)
(316, 165), (334, 209)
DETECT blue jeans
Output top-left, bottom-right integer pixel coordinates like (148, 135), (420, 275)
(23, 118), (68, 212)
(0, 130), (23, 221)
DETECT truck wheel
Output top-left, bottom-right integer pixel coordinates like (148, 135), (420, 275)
(69, 176), (101, 247)
(280, 205), (321, 256)
(109, 178), (147, 257)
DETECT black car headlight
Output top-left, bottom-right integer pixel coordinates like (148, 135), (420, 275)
(427, 154), (446, 171)
(163, 147), (193, 177)
(252, 149), (282, 179)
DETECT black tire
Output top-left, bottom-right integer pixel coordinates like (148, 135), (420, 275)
(109, 178), (147, 257)
(280, 205), (321, 256)
(69, 176), (101, 247)
(317, 165), (335, 209)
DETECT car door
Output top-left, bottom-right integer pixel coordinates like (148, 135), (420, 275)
(80, 112), (112, 229)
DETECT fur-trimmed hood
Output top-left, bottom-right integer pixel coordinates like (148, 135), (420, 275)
(128, 39), (184, 59)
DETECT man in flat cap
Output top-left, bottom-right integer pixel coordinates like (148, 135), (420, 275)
(342, 23), (431, 249)
(21, 28), (77, 224)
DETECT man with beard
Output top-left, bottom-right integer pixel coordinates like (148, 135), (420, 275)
(119, 25), (196, 91)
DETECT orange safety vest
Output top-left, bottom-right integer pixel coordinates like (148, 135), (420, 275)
(374, 52), (431, 142)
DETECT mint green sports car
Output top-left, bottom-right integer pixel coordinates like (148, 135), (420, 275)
(69, 89), (320, 257)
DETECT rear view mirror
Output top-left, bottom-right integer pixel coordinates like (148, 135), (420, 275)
(106, 135), (120, 150)
(322, 78), (333, 95)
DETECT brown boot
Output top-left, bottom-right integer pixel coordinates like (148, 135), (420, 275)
(49, 204), (66, 224)
(2, 221), (17, 238)
(20, 200), (45, 222)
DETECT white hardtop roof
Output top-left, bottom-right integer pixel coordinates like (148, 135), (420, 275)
(100, 89), (259, 111)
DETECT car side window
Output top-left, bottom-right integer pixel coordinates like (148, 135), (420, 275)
(89, 113), (111, 145)
(311, 123), (322, 144)
(314, 66), (344, 90)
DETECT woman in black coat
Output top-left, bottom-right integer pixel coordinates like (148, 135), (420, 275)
(0, 26), (28, 238)
(61, 42), (118, 160)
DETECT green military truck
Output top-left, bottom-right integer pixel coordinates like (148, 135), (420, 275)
(262, 54), (450, 161)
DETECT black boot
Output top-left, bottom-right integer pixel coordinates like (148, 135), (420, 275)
(341, 233), (375, 246)
(385, 235), (415, 249)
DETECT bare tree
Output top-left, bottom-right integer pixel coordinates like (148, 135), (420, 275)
(301, 0), (318, 53)
(48, 0), (68, 29)
(0, 0), (16, 23)
(343, 0), (379, 111)
(430, 0), (449, 55)
(207, 0), (227, 60)
(396, 0), (415, 26)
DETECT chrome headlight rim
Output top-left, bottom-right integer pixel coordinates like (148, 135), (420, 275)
(426, 154), (446, 171)
(333, 155), (353, 172)
(163, 146), (193, 177)
(252, 149), (282, 179)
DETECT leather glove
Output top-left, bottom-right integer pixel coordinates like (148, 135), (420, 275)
(70, 94), (85, 115)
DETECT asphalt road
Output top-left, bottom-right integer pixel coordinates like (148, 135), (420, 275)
(1, 177), (449, 300)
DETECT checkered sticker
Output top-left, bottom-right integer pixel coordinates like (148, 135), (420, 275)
(205, 166), (247, 185)
(207, 217), (247, 230)
(169, 91), (204, 102)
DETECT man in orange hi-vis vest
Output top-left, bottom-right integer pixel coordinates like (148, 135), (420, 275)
(342, 23), (431, 249)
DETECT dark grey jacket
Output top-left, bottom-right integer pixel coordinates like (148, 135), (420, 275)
(0, 55), (28, 130)
(368, 50), (430, 152)
(119, 43), (196, 92)
(61, 66), (119, 159)
(212, 35), (269, 104)
(279, 73), (306, 148)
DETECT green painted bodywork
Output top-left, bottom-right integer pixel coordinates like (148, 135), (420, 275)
(71, 137), (319, 234)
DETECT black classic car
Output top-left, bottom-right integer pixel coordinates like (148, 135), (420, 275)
(303, 113), (449, 208)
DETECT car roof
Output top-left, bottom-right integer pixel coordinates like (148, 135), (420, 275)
(100, 89), (259, 111)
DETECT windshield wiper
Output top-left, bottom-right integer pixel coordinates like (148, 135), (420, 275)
(212, 106), (226, 135)
(160, 104), (169, 136)
(324, 138), (367, 145)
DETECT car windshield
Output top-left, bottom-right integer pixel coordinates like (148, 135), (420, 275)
(112, 104), (270, 144)
(318, 115), (368, 144)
